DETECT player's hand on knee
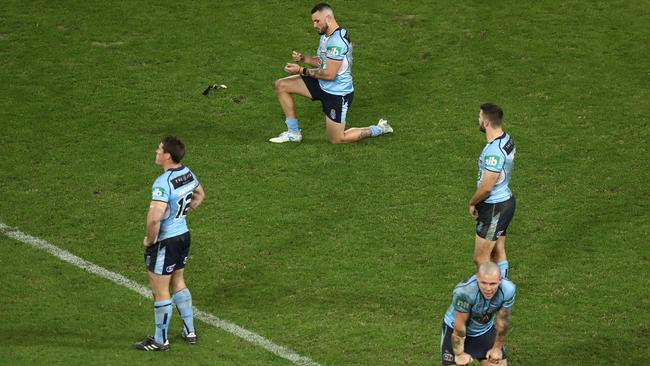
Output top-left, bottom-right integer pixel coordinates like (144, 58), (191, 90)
(455, 352), (473, 365)
(486, 347), (503, 363)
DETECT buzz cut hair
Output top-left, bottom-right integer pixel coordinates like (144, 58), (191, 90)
(161, 135), (185, 163)
(478, 261), (501, 277)
(311, 3), (333, 15)
(480, 103), (504, 126)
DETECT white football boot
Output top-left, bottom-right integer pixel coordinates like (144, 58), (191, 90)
(269, 131), (303, 143)
(377, 119), (393, 134)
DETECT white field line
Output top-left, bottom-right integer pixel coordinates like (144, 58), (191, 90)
(0, 222), (322, 366)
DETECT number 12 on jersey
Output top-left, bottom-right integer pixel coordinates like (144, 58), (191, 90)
(175, 192), (193, 219)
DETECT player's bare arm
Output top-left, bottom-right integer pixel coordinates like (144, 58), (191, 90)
(469, 170), (499, 218)
(285, 57), (341, 81)
(144, 200), (167, 246)
(189, 185), (205, 212)
(452, 311), (473, 366)
(486, 307), (511, 363)
(292, 51), (321, 67)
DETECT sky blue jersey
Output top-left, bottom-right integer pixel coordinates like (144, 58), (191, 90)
(443, 275), (516, 337)
(317, 28), (353, 96)
(151, 166), (200, 241)
(477, 133), (516, 204)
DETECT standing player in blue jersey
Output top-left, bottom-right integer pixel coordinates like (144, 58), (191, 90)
(440, 262), (515, 366)
(134, 136), (205, 351)
(469, 103), (516, 279)
(269, 3), (393, 144)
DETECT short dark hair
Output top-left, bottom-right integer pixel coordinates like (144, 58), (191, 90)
(311, 3), (332, 14)
(480, 103), (504, 126)
(161, 135), (185, 163)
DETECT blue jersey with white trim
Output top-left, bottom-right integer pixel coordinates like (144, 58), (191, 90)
(443, 275), (516, 337)
(316, 28), (353, 95)
(477, 133), (516, 203)
(151, 166), (200, 241)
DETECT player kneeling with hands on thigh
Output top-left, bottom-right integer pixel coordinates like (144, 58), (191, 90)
(440, 262), (515, 365)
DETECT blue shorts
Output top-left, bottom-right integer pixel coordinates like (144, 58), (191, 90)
(301, 75), (353, 123)
(440, 323), (507, 365)
(144, 231), (191, 275)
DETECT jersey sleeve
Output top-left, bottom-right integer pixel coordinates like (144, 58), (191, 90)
(501, 281), (516, 308)
(482, 144), (506, 173)
(151, 175), (170, 203)
(325, 32), (349, 61)
(452, 288), (473, 313)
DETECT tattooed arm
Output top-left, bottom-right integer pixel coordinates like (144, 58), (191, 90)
(486, 307), (512, 363)
(452, 311), (473, 366)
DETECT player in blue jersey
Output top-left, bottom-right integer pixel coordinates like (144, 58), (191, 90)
(469, 103), (516, 279)
(269, 3), (393, 144)
(440, 262), (515, 365)
(134, 136), (205, 351)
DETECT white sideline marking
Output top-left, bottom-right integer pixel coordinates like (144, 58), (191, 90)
(0, 222), (321, 366)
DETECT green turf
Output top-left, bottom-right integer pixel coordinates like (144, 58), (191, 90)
(1, 0), (649, 365)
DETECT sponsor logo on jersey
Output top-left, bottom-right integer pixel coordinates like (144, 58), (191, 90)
(152, 187), (166, 197)
(456, 299), (470, 310)
(166, 264), (176, 273)
(484, 155), (502, 168)
(327, 46), (343, 56)
(171, 172), (195, 189)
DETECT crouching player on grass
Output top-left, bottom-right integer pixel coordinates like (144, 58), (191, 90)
(134, 136), (205, 351)
(440, 262), (515, 365)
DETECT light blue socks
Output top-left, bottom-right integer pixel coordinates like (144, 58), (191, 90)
(172, 288), (195, 335)
(154, 299), (173, 344)
(285, 118), (300, 133)
(497, 260), (509, 279)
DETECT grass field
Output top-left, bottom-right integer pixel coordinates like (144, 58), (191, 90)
(1, 1), (649, 365)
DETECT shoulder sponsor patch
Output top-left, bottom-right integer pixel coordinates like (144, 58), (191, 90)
(152, 186), (166, 197)
(484, 155), (502, 168)
(171, 172), (195, 189)
(503, 138), (515, 154)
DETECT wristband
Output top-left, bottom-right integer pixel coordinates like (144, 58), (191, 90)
(302, 67), (309, 76)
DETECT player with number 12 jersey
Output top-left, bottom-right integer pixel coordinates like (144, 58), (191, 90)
(151, 167), (200, 241)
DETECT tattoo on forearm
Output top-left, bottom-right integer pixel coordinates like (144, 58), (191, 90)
(497, 308), (512, 336)
(308, 68), (327, 79)
(451, 331), (465, 353)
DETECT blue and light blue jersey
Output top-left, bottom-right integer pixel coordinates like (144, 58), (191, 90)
(316, 28), (353, 96)
(151, 166), (200, 241)
(477, 133), (516, 204)
(443, 275), (516, 337)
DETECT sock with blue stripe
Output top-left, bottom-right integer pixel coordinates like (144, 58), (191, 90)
(369, 125), (381, 137)
(497, 260), (509, 279)
(154, 299), (173, 344)
(285, 118), (300, 133)
(172, 288), (195, 335)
